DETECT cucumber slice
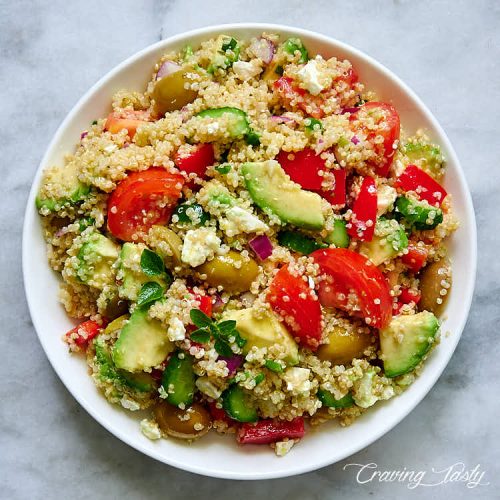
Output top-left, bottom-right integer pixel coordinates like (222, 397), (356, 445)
(317, 389), (354, 408)
(325, 219), (350, 248)
(173, 202), (210, 226)
(304, 118), (323, 134)
(380, 311), (439, 378)
(161, 351), (196, 407)
(282, 38), (309, 63)
(395, 196), (443, 230)
(278, 230), (326, 255)
(197, 107), (250, 138)
(222, 384), (258, 422)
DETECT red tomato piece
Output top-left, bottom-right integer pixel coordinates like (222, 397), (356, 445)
(347, 176), (377, 242)
(107, 168), (184, 242)
(401, 244), (428, 273)
(65, 319), (107, 349)
(104, 110), (150, 139)
(276, 148), (326, 190)
(399, 287), (421, 305)
(396, 164), (447, 207)
(237, 417), (305, 445)
(273, 77), (323, 118)
(207, 401), (233, 424)
(174, 143), (215, 182)
(267, 265), (322, 350)
(337, 66), (359, 86)
(353, 102), (400, 177)
(319, 168), (346, 207)
(311, 248), (392, 329)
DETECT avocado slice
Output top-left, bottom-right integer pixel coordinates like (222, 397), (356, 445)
(76, 232), (120, 290)
(359, 218), (408, 265)
(118, 243), (169, 302)
(242, 160), (325, 230)
(380, 311), (439, 378)
(36, 163), (90, 212)
(224, 308), (299, 365)
(112, 307), (174, 372)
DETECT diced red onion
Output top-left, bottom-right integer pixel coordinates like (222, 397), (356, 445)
(341, 107), (359, 114)
(80, 131), (88, 140)
(249, 235), (273, 260)
(351, 135), (360, 145)
(156, 60), (181, 79)
(212, 293), (225, 313)
(270, 115), (293, 124)
(250, 37), (275, 64)
(218, 355), (244, 375)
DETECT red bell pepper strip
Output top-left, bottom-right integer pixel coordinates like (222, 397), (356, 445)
(237, 417), (305, 444)
(396, 164), (447, 207)
(267, 265), (322, 350)
(320, 168), (346, 207)
(394, 286), (421, 315)
(347, 176), (377, 242)
(65, 319), (107, 349)
(401, 244), (428, 273)
(276, 148), (325, 190)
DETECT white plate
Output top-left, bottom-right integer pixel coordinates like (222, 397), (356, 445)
(23, 23), (477, 480)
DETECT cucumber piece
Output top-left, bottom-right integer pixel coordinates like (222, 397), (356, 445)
(403, 141), (444, 179)
(222, 384), (258, 422)
(161, 351), (196, 407)
(207, 35), (240, 73)
(282, 38), (309, 63)
(395, 196), (443, 230)
(120, 370), (157, 392)
(317, 389), (354, 408)
(278, 230), (326, 254)
(197, 107), (250, 138)
(380, 311), (439, 378)
(325, 219), (350, 248)
(304, 118), (323, 134)
(173, 202), (210, 226)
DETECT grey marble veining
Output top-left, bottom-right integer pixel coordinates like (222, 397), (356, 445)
(1, 0), (499, 498)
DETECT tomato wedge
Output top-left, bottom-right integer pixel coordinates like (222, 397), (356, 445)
(401, 244), (428, 273)
(347, 176), (377, 242)
(174, 143), (215, 182)
(276, 148), (326, 190)
(352, 102), (400, 177)
(274, 77), (323, 118)
(311, 248), (392, 329)
(104, 110), (150, 139)
(107, 168), (184, 241)
(267, 265), (322, 350)
(65, 319), (107, 349)
(320, 168), (346, 207)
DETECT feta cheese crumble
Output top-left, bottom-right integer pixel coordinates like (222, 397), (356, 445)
(140, 418), (162, 440)
(283, 367), (311, 394)
(233, 60), (262, 81)
(376, 185), (397, 216)
(220, 206), (269, 237)
(297, 58), (324, 95)
(167, 317), (186, 342)
(275, 440), (295, 457)
(181, 227), (223, 267)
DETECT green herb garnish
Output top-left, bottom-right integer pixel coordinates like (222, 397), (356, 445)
(264, 360), (284, 373)
(137, 282), (164, 307)
(254, 373), (265, 385)
(215, 163), (231, 174)
(140, 248), (166, 277)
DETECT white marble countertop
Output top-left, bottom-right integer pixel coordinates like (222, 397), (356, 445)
(1, 1), (499, 498)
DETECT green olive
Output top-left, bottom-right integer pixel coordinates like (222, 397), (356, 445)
(197, 250), (259, 293)
(145, 226), (183, 268)
(418, 258), (452, 316)
(152, 69), (197, 116)
(317, 325), (374, 365)
(153, 401), (212, 439)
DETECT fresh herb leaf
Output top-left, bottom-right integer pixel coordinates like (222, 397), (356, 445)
(190, 328), (211, 344)
(217, 320), (237, 334)
(190, 308), (213, 328)
(234, 330), (247, 348)
(78, 217), (95, 232)
(141, 249), (166, 276)
(137, 282), (164, 307)
(214, 339), (233, 357)
(254, 373), (265, 385)
(264, 359), (284, 373)
(91, 120), (98, 125)
(215, 163), (231, 174)
(245, 129), (260, 146)
(222, 37), (237, 52)
(275, 65), (284, 76)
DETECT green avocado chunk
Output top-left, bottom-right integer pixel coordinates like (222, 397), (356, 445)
(242, 160), (325, 230)
(112, 307), (174, 372)
(380, 311), (439, 378)
(359, 218), (408, 265)
(325, 219), (350, 248)
(196, 107), (250, 138)
(76, 232), (120, 290)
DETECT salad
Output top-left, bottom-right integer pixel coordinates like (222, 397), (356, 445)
(36, 33), (457, 456)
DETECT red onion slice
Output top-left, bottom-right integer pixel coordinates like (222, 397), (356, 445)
(250, 37), (275, 64)
(351, 135), (360, 145)
(249, 235), (273, 260)
(218, 355), (244, 375)
(156, 60), (181, 79)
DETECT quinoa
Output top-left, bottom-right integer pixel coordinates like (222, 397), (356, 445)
(36, 32), (456, 454)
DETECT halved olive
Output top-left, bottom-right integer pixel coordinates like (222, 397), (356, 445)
(145, 226), (183, 267)
(418, 258), (452, 316)
(153, 401), (212, 439)
(196, 250), (259, 293)
(153, 69), (198, 116)
(317, 325), (374, 365)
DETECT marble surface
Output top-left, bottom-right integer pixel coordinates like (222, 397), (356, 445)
(1, 0), (499, 498)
